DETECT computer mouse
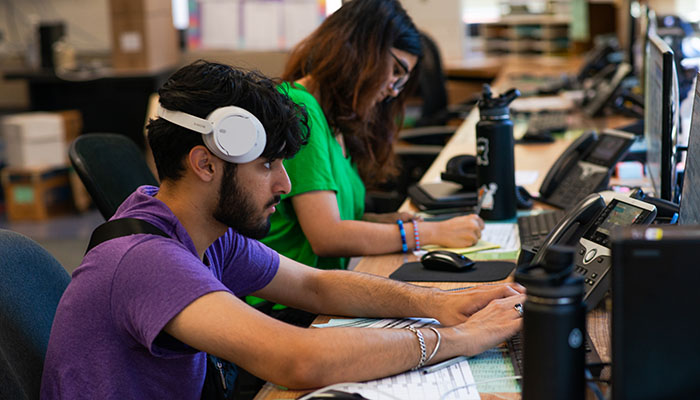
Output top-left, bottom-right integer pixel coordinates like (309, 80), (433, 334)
(301, 389), (369, 399)
(420, 250), (475, 272)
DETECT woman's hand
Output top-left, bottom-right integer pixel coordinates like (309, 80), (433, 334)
(423, 214), (485, 248)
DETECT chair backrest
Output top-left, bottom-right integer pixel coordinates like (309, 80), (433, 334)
(416, 31), (449, 127)
(0, 229), (70, 400)
(69, 133), (159, 220)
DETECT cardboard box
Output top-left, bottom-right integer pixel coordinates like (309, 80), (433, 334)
(1, 166), (74, 221)
(109, 0), (171, 16)
(109, 0), (181, 72)
(59, 110), (83, 146)
(1, 110), (83, 169)
(2, 113), (67, 168)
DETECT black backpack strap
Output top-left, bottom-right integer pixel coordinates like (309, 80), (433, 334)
(86, 218), (170, 254)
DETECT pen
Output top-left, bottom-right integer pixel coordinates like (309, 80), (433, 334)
(473, 187), (486, 216)
(420, 356), (469, 374)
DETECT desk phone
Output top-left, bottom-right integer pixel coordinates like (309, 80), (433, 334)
(538, 129), (636, 210)
(530, 192), (656, 310)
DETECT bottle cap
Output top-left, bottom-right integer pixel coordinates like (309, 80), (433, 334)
(542, 244), (575, 274)
(514, 245), (583, 299)
(478, 84), (520, 118)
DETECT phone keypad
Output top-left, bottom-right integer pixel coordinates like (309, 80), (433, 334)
(575, 265), (599, 287)
(549, 164), (608, 208)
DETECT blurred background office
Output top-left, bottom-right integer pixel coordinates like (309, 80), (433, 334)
(0, 0), (699, 273)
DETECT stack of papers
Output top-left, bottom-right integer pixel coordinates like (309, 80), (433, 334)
(311, 317), (522, 398)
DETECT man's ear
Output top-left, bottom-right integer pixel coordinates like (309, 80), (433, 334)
(188, 145), (219, 183)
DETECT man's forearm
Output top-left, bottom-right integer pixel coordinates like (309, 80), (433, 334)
(308, 269), (440, 318)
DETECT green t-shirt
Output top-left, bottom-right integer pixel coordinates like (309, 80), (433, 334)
(262, 82), (365, 269)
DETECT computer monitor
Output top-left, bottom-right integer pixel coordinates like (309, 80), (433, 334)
(612, 225), (700, 399)
(644, 31), (679, 202)
(678, 74), (700, 224)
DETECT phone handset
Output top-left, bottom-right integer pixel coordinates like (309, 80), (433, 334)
(583, 63), (633, 117)
(581, 63), (619, 106)
(530, 193), (606, 266)
(538, 131), (598, 198)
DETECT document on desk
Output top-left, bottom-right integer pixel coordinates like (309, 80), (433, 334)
(469, 348), (520, 393)
(312, 317), (480, 399)
(319, 359), (480, 400)
(471, 222), (520, 260)
(312, 317), (439, 329)
(420, 240), (500, 256)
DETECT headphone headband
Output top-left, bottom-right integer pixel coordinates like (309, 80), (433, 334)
(157, 105), (213, 134)
(156, 104), (266, 164)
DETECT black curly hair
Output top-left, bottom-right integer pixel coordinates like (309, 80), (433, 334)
(147, 60), (309, 182)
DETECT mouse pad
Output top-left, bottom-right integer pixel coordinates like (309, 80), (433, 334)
(389, 261), (515, 283)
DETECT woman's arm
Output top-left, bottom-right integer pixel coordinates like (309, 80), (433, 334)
(292, 190), (484, 257)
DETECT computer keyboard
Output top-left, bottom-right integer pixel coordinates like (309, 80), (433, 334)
(524, 112), (569, 139)
(517, 210), (567, 250)
(506, 329), (603, 378)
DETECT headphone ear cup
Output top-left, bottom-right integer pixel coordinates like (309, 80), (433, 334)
(446, 155), (476, 175)
(205, 106), (266, 164)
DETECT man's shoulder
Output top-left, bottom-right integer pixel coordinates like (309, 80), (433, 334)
(81, 233), (192, 276)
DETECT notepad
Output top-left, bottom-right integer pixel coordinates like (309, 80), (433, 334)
(420, 239), (500, 255)
(419, 223), (520, 261)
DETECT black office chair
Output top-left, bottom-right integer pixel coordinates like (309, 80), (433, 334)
(0, 229), (70, 400)
(69, 133), (159, 220)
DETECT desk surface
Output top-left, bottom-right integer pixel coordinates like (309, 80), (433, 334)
(255, 56), (627, 400)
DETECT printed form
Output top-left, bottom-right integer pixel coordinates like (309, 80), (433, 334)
(313, 318), (480, 399)
(325, 359), (479, 400)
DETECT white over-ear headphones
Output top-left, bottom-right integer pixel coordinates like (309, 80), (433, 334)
(157, 104), (266, 164)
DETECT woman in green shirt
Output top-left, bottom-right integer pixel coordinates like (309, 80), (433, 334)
(262, 0), (484, 269)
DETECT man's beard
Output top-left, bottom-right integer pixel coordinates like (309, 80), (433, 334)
(213, 163), (279, 239)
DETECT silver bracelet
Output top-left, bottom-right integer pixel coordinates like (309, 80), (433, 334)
(425, 327), (442, 364)
(406, 326), (427, 370)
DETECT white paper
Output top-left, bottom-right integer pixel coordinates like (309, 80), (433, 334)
(243, 2), (282, 50)
(515, 170), (539, 186)
(119, 32), (142, 52)
(313, 317), (439, 329)
(200, 0), (240, 49)
(480, 223), (520, 252)
(325, 360), (481, 400)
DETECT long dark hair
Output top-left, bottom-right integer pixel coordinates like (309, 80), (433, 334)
(283, 0), (422, 186)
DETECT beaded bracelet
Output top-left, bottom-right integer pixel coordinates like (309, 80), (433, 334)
(397, 220), (408, 253)
(406, 326), (427, 370)
(412, 220), (421, 251)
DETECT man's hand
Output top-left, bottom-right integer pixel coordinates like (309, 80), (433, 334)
(429, 283), (524, 326)
(453, 293), (525, 356)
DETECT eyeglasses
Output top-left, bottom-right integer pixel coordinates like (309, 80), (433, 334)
(390, 51), (410, 93)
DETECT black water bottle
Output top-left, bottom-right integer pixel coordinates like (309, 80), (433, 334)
(514, 245), (586, 400)
(475, 85), (520, 220)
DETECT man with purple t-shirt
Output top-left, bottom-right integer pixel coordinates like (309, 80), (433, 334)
(41, 61), (524, 398)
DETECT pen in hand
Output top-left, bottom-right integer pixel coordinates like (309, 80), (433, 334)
(473, 186), (485, 216)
